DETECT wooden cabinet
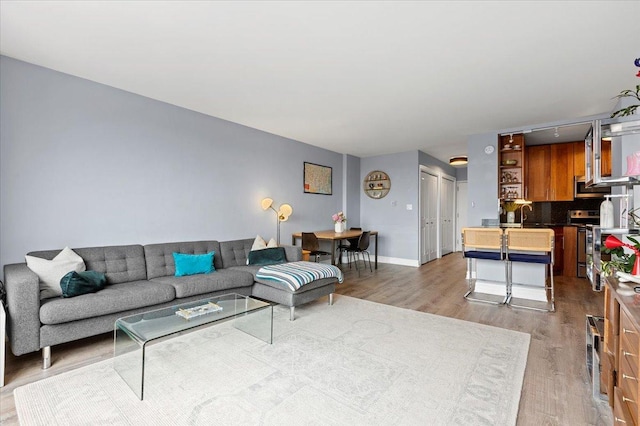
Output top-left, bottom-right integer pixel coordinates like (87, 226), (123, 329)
(526, 145), (551, 201)
(574, 140), (611, 177)
(525, 143), (574, 201)
(574, 141), (586, 177)
(552, 227), (564, 275)
(562, 226), (577, 277)
(604, 279), (640, 425)
(498, 134), (525, 200)
(551, 143), (575, 201)
(602, 140), (612, 177)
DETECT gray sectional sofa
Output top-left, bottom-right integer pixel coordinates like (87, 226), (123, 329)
(3, 238), (338, 367)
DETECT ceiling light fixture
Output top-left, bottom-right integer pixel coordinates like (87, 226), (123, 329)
(509, 133), (514, 143)
(449, 156), (468, 166)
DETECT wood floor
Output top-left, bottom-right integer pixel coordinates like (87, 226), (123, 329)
(1, 253), (612, 425)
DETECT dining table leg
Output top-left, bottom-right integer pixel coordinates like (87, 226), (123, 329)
(331, 240), (337, 265)
(374, 234), (378, 269)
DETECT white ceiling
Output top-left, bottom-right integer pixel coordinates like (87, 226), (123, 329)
(1, 1), (638, 163)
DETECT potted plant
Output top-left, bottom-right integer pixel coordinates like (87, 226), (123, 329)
(611, 84), (640, 118)
(332, 211), (347, 233)
(502, 202), (518, 224)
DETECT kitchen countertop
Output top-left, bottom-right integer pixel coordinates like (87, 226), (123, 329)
(499, 223), (575, 228)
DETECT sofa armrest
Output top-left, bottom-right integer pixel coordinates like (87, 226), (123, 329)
(282, 245), (302, 262)
(3, 263), (42, 356)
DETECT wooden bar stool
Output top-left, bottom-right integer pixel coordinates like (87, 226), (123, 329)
(461, 227), (508, 305)
(505, 228), (555, 312)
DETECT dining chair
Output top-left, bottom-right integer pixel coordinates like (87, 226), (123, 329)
(337, 227), (361, 265)
(301, 232), (332, 263)
(345, 231), (372, 273)
(505, 228), (555, 312)
(461, 227), (508, 305)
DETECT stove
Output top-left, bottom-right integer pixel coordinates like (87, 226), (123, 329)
(568, 210), (600, 226)
(568, 210), (600, 279)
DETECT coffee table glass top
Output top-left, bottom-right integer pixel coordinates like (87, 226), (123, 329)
(115, 293), (271, 342)
(114, 293), (273, 400)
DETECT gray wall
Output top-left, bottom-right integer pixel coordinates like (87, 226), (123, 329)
(344, 154), (361, 228)
(456, 167), (468, 181)
(360, 151), (420, 263)
(467, 133), (500, 226)
(0, 56), (345, 270)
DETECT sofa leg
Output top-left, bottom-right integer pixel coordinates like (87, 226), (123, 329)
(42, 346), (51, 370)
(329, 293), (334, 305)
(289, 306), (295, 321)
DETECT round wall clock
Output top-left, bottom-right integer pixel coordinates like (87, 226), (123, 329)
(484, 145), (495, 154)
(363, 170), (390, 199)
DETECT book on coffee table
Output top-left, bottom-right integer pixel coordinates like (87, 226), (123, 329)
(175, 302), (223, 320)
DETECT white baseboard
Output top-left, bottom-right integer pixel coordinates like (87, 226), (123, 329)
(337, 255), (420, 268)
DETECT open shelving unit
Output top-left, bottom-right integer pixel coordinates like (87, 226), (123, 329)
(498, 133), (525, 201)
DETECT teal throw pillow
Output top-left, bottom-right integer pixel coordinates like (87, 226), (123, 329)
(60, 270), (107, 298)
(247, 247), (287, 266)
(173, 252), (215, 277)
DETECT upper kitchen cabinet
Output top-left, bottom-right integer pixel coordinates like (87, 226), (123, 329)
(574, 140), (611, 177)
(526, 145), (550, 201)
(551, 143), (575, 200)
(526, 143), (574, 201)
(498, 134), (525, 200)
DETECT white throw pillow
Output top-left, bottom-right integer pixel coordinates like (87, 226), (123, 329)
(26, 247), (86, 299)
(251, 235), (267, 251)
(267, 238), (278, 248)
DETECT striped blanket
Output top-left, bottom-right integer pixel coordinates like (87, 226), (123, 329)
(256, 261), (344, 292)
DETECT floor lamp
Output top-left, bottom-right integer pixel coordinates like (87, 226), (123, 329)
(261, 198), (293, 245)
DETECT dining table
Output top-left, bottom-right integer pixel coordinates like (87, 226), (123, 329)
(291, 229), (379, 269)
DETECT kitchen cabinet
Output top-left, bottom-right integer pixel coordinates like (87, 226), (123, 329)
(603, 279), (640, 425)
(551, 143), (575, 201)
(602, 140), (612, 177)
(525, 145), (550, 201)
(525, 143), (574, 201)
(574, 140), (611, 177)
(498, 134), (525, 200)
(552, 226), (564, 275)
(562, 226), (577, 277)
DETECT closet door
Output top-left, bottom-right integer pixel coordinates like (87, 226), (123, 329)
(421, 170), (438, 263)
(441, 176), (455, 255)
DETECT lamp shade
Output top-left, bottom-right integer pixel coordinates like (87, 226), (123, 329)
(261, 198), (273, 210)
(605, 235), (624, 249)
(278, 204), (293, 221)
(604, 235), (640, 275)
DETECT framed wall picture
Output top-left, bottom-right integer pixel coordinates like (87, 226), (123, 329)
(303, 162), (332, 195)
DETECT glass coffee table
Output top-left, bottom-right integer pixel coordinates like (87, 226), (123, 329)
(114, 293), (272, 400)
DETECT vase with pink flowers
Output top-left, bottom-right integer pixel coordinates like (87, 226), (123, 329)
(332, 212), (346, 233)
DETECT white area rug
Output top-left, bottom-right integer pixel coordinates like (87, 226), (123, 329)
(14, 296), (530, 425)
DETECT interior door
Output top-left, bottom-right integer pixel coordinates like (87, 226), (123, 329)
(455, 181), (468, 252)
(441, 176), (455, 255)
(421, 170), (438, 264)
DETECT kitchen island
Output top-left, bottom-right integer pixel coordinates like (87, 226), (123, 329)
(464, 227), (555, 311)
